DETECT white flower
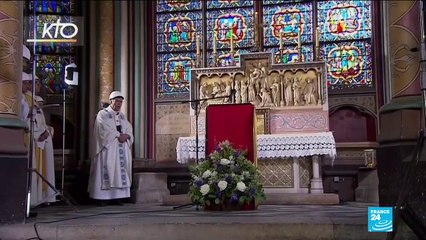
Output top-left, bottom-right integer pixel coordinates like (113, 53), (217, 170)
(193, 176), (200, 181)
(220, 158), (231, 165)
(236, 182), (247, 192)
(200, 184), (210, 195)
(219, 140), (230, 147)
(202, 170), (212, 178)
(218, 181), (228, 191)
(211, 171), (217, 177)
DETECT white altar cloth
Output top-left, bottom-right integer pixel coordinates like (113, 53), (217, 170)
(176, 132), (336, 164)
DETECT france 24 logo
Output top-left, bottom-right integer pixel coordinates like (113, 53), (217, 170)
(368, 207), (393, 232)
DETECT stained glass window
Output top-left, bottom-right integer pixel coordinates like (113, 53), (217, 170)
(25, 0), (79, 95)
(156, 12), (202, 53)
(156, 0), (202, 99)
(317, 1), (372, 42)
(28, 15), (76, 55)
(207, 0), (253, 9)
(36, 55), (75, 94)
(155, 0), (374, 98)
(157, 0), (201, 12)
(206, 1), (254, 67)
(29, 0), (75, 14)
(317, 0), (373, 90)
(262, 1), (314, 64)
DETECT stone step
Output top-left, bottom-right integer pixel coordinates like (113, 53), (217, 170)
(1, 204), (418, 240)
(163, 192), (339, 205)
(0, 219), (386, 240)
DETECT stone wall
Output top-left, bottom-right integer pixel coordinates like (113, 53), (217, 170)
(155, 104), (190, 162)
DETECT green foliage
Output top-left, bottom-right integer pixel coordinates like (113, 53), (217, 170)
(188, 140), (266, 208)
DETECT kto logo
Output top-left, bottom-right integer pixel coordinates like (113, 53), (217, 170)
(27, 18), (78, 43)
(368, 207), (393, 232)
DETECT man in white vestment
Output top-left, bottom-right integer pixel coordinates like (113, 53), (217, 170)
(88, 91), (134, 206)
(33, 94), (57, 205)
(22, 72), (56, 206)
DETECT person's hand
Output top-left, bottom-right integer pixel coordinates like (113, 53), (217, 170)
(37, 130), (49, 142)
(122, 133), (130, 140)
(118, 133), (129, 143)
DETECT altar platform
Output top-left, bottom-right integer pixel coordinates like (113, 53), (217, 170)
(176, 132), (339, 204)
(0, 202), (396, 240)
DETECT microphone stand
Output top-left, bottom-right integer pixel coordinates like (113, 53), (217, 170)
(172, 94), (231, 211)
(181, 94), (232, 165)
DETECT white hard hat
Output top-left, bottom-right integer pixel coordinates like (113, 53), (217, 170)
(109, 91), (124, 100)
(22, 72), (32, 81)
(22, 72), (39, 81)
(23, 45), (31, 60)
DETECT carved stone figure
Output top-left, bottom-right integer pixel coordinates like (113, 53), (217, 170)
(235, 80), (241, 104)
(293, 77), (302, 106)
(250, 68), (261, 97)
(199, 82), (209, 100)
(304, 78), (317, 105)
(240, 79), (248, 103)
(260, 87), (273, 107)
(284, 77), (293, 106)
(212, 82), (222, 97)
(260, 65), (269, 89)
(224, 80), (232, 103)
(271, 78), (280, 107)
(248, 81), (256, 103)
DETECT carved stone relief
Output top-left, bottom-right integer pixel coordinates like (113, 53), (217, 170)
(191, 52), (327, 112)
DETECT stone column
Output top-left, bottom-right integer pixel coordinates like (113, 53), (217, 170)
(0, 1), (26, 148)
(388, 1), (421, 98)
(0, 1), (22, 120)
(0, 1), (28, 224)
(378, 1), (426, 225)
(310, 155), (323, 194)
(98, 1), (114, 103)
(292, 157), (300, 191)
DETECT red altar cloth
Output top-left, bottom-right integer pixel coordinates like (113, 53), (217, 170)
(205, 103), (256, 164)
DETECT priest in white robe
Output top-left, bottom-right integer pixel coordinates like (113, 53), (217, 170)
(88, 91), (134, 206)
(33, 95), (56, 205)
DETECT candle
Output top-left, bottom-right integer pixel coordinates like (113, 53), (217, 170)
(297, 30), (301, 49)
(213, 32), (217, 53)
(279, 32), (283, 50)
(254, 12), (259, 45)
(196, 33), (200, 55)
(230, 35), (234, 53)
(315, 27), (320, 46)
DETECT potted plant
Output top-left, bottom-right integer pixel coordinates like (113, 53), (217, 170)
(188, 140), (265, 210)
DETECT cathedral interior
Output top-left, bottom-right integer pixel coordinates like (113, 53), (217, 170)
(0, 0), (425, 230)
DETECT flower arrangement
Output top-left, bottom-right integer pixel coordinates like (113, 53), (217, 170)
(188, 140), (265, 210)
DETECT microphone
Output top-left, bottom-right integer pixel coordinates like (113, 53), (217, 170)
(40, 103), (61, 108)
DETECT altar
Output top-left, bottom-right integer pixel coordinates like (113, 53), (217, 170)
(177, 132), (336, 194)
(177, 48), (336, 197)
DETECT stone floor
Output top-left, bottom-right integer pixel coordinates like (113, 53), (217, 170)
(0, 202), (417, 240)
